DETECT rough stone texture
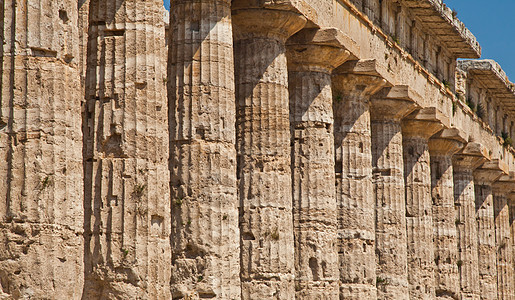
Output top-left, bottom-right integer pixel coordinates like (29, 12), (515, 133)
(79, 0), (89, 89)
(0, 1), (84, 298)
(474, 183), (498, 300)
(232, 7), (306, 299)
(428, 129), (466, 300)
(287, 28), (350, 299)
(453, 143), (489, 300)
(473, 160), (508, 300)
(510, 196), (515, 296)
(83, 0), (170, 298)
(492, 180), (515, 300)
(401, 107), (447, 299)
(168, 1), (241, 299)
(370, 86), (418, 300)
(3, 0), (515, 299)
(333, 67), (385, 299)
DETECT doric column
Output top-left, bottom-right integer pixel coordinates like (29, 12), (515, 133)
(428, 128), (467, 300)
(0, 1), (83, 298)
(509, 194), (515, 293)
(232, 4), (306, 299)
(286, 28), (354, 299)
(453, 143), (489, 300)
(492, 174), (515, 300)
(402, 107), (449, 299)
(169, 0), (241, 298)
(332, 60), (387, 299)
(370, 85), (419, 300)
(473, 160), (508, 299)
(84, 1), (170, 298)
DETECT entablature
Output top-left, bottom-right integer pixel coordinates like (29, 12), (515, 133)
(341, 0), (480, 90)
(346, 0), (480, 58)
(400, 0), (480, 59)
(459, 60), (515, 113)
(457, 60), (515, 142)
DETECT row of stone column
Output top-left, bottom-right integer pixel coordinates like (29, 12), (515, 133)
(1, 0), (514, 299)
(169, 2), (515, 299)
(1, 0), (171, 298)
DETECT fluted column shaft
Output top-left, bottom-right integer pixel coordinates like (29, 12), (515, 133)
(509, 197), (515, 294)
(370, 96), (416, 300)
(287, 29), (350, 299)
(404, 139), (435, 299)
(402, 110), (445, 299)
(0, 1), (83, 298)
(232, 8), (306, 299)
(372, 117), (408, 299)
(84, 0), (170, 298)
(79, 0), (89, 89)
(493, 188), (515, 300)
(429, 137), (463, 300)
(169, 0), (240, 298)
(333, 73), (385, 299)
(474, 177), (500, 299)
(453, 158), (483, 300)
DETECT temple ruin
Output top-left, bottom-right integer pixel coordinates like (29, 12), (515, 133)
(1, 0), (515, 299)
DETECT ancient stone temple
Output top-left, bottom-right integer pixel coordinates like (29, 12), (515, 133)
(1, 0), (515, 299)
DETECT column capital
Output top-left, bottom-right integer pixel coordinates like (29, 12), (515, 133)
(402, 107), (449, 139)
(332, 73), (387, 99)
(370, 85), (420, 121)
(286, 28), (357, 72)
(492, 172), (515, 194)
(474, 159), (509, 185)
(232, 8), (306, 41)
(336, 59), (393, 83)
(232, 0), (297, 10)
(453, 142), (491, 171)
(428, 128), (467, 156)
(332, 59), (392, 102)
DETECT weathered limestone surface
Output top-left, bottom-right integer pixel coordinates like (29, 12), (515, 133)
(370, 85), (417, 300)
(402, 107), (448, 299)
(168, 0), (241, 298)
(510, 196), (515, 296)
(287, 28), (351, 299)
(492, 177), (515, 300)
(232, 5), (306, 299)
(428, 129), (466, 299)
(474, 160), (508, 300)
(83, 0), (170, 298)
(3, 0), (515, 299)
(333, 60), (386, 299)
(0, 1), (84, 298)
(453, 143), (489, 300)
(79, 0), (89, 89)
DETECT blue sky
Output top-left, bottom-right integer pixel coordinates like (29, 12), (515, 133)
(162, 1), (514, 81)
